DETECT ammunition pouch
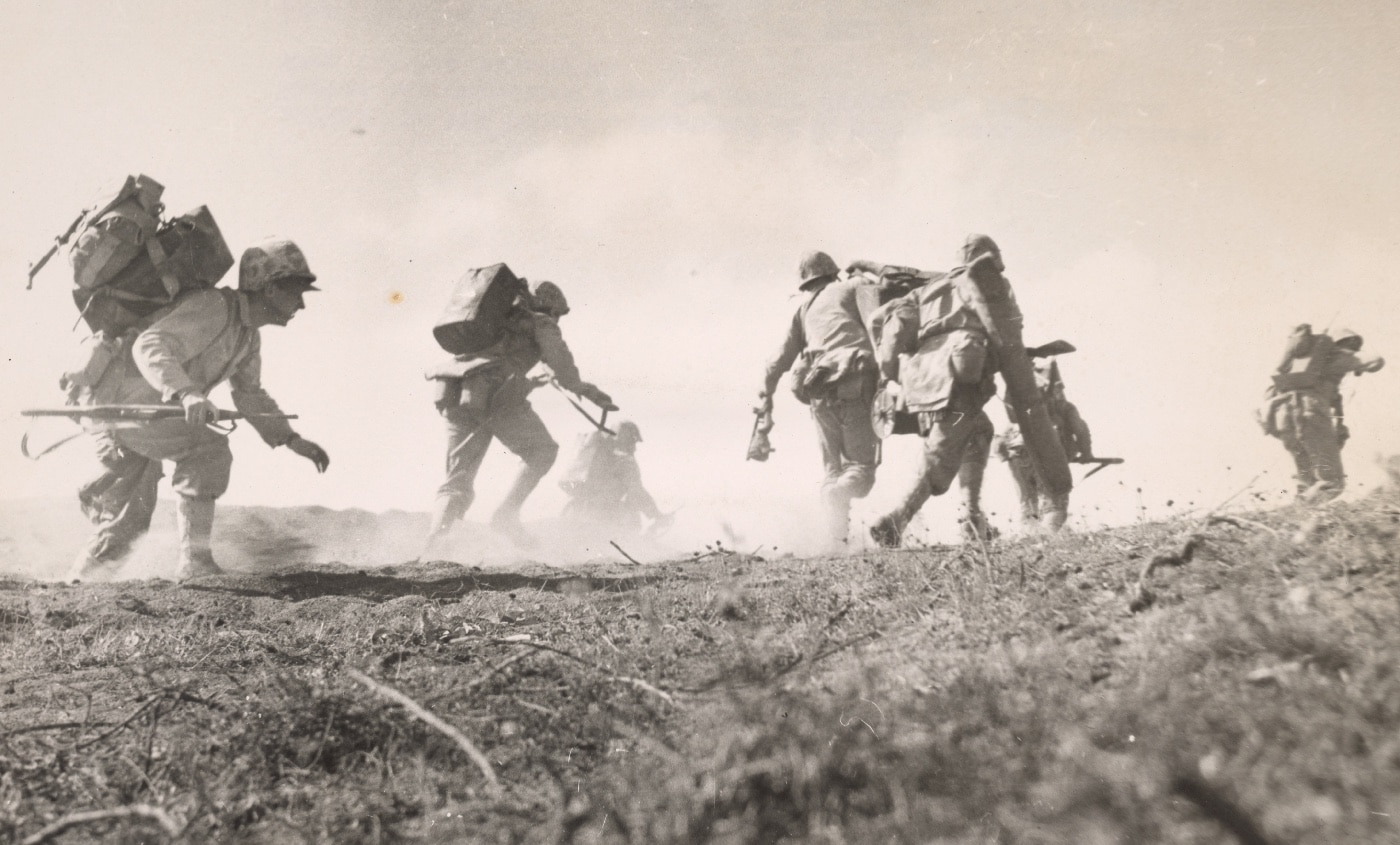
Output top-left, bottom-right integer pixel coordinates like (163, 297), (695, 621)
(1271, 371), (1319, 393)
(946, 329), (989, 385)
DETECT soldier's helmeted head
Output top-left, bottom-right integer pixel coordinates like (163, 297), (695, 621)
(614, 420), (642, 453)
(531, 280), (570, 318)
(797, 251), (840, 290)
(959, 234), (1005, 273)
(1334, 329), (1363, 352)
(239, 239), (319, 326)
(239, 239), (318, 293)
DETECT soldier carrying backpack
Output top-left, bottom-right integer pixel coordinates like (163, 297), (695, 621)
(422, 265), (616, 552)
(28, 176), (328, 581)
(1259, 324), (1384, 502)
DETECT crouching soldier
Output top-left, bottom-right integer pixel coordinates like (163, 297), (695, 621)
(855, 236), (1018, 548)
(757, 251), (881, 550)
(73, 240), (330, 581)
(1260, 325), (1384, 502)
(559, 420), (668, 539)
(424, 278), (616, 550)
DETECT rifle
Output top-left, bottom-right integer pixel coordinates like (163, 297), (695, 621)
(26, 210), (87, 290)
(23, 405), (297, 423)
(20, 405), (299, 460)
(747, 406), (774, 462)
(1074, 456), (1124, 479)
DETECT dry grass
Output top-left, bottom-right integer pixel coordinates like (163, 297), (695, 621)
(2, 484), (1399, 843)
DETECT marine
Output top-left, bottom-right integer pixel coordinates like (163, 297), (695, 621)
(1260, 324), (1384, 502)
(855, 235), (1021, 548)
(757, 251), (882, 549)
(995, 359), (1094, 531)
(72, 240), (330, 580)
(424, 278), (616, 550)
(559, 420), (667, 539)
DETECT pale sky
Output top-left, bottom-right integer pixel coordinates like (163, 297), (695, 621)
(2, 1), (1397, 555)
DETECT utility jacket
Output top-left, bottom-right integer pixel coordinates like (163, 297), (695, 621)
(762, 278), (880, 400)
(95, 288), (295, 446)
(426, 306), (590, 397)
(877, 267), (1016, 413)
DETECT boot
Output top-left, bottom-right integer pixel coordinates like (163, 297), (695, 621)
(421, 494), (468, 560)
(490, 461), (551, 548)
(69, 548), (120, 582)
(869, 514), (904, 549)
(176, 496), (223, 581)
(959, 510), (993, 544)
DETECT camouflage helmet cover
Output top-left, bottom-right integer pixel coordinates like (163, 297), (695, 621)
(797, 250), (840, 288)
(239, 239), (318, 292)
(531, 280), (570, 316)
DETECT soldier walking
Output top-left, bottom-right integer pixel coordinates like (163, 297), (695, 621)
(73, 240), (330, 580)
(424, 278), (616, 550)
(757, 251), (881, 549)
(1261, 325), (1383, 502)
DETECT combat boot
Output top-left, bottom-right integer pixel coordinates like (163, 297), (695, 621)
(869, 515), (904, 549)
(176, 496), (224, 581)
(69, 548), (120, 582)
(490, 509), (538, 549)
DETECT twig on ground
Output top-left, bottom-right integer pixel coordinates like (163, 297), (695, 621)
(0, 721), (114, 740)
(483, 637), (680, 708)
(1129, 534), (1204, 613)
(20, 804), (180, 845)
(609, 540), (642, 565)
(608, 675), (676, 706)
(346, 667), (501, 792)
(1207, 514), (1282, 538)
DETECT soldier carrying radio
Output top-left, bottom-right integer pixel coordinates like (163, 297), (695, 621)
(1259, 324), (1384, 502)
(423, 266), (616, 552)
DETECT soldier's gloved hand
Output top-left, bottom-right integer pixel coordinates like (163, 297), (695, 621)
(286, 435), (330, 473)
(1360, 357), (1385, 374)
(580, 383), (618, 412)
(180, 391), (219, 426)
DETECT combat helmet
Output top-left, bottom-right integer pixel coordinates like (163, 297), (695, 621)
(531, 280), (570, 317)
(797, 251), (840, 289)
(615, 420), (642, 443)
(238, 239), (318, 293)
(1333, 328), (1363, 351)
(958, 234), (1005, 273)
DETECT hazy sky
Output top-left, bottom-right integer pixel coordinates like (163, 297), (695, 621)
(2, 1), (1398, 553)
